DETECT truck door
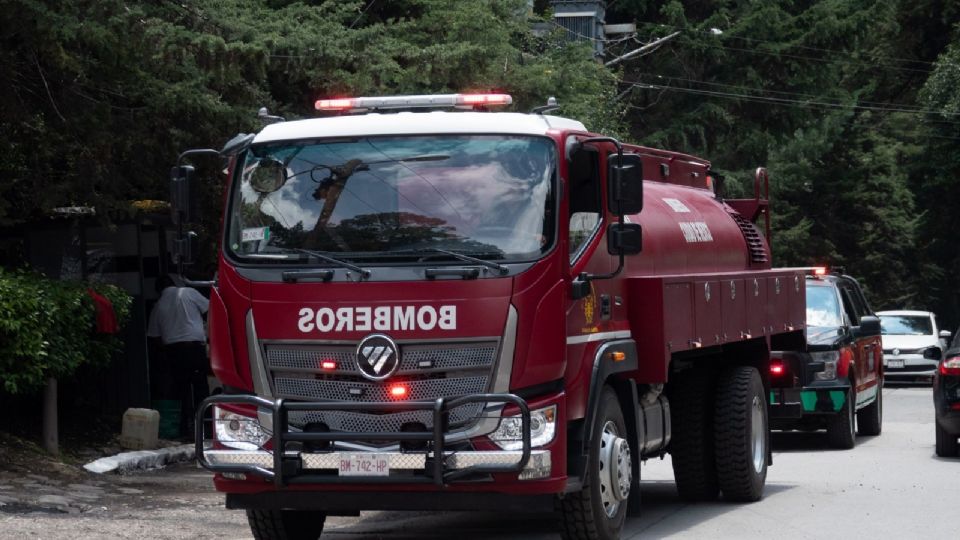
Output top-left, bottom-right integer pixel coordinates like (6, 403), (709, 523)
(563, 143), (616, 417)
(838, 282), (880, 399)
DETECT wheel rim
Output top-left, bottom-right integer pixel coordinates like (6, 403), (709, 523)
(751, 395), (765, 474)
(598, 420), (631, 517)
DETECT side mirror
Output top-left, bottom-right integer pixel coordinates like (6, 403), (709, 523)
(940, 330), (952, 340)
(607, 223), (642, 255)
(608, 153), (643, 215)
(169, 165), (200, 225)
(856, 316), (881, 337)
(250, 157), (288, 193)
(173, 231), (199, 266)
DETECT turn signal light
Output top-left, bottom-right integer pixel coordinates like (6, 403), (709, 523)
(940, 356), (960, 376)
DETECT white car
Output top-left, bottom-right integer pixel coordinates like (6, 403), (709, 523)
(878, 310), (951, 382)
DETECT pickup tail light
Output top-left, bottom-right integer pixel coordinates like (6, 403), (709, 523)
(940, 356), (960, 376)
(770, 361), (785, 376)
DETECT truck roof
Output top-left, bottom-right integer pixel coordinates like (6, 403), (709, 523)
(252, 111), (588, 144)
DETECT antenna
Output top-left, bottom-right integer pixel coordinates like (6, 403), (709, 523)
(258, 107), (285, 124)
(532, 97), (560, 115)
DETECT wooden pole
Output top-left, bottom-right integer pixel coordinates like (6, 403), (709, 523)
(43, 377), (58, 455)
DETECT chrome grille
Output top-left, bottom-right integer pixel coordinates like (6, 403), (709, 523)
(262, 340), (499, 434)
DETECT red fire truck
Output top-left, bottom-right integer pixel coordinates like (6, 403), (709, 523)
(171, 93), (806, 540)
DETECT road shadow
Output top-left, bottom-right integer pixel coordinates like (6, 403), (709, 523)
(624, 479), (794, 538)
(324, 509), (560, 539)
(323, 480), (795, 539)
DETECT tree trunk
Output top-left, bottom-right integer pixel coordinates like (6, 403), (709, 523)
(43, 377), (58, 455)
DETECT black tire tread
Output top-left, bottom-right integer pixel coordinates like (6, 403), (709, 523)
(247, 509), (325, 540)
(557, 388), (627, 540)
(827, 389), (856, 449)
(856, 385), (882, 436)
(714, 366), (766, 502)
(669, 369), (719, 501)
(935, 421), (959, 457)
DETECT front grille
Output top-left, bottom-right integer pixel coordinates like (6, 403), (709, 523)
(262, 340), (499, 434)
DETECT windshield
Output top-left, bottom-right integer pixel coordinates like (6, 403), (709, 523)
(227, 135), (556, 263)
(806, 284), (843, 328)
(879, 315), (933, 336)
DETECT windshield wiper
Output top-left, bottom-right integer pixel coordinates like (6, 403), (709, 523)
(411, 248), (509, 275)
(282, 248), (371, 279)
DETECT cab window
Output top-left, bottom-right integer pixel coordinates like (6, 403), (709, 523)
(568, 146), (601, 263)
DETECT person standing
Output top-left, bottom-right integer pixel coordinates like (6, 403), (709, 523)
(147, 275), (210, 439)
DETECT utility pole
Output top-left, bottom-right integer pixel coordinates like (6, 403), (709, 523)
(605, 31), (681, 67)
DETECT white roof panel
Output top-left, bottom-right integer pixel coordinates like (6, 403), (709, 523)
(252, 112), (586, 144)
(877, 310), (935, 317)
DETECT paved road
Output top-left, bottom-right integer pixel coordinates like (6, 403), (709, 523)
(1, 387), (955, 539)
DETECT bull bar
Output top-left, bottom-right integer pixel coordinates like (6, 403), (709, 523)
(195, 393), (540, 487)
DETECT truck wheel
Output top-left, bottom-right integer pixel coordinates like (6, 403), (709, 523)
(935, 421), (959, 457)
(826, 388), (856, 449)
(856, 384), (882, 436)
(669, 369), (719, 501)
(557, 387), (630, 540)
(714, 366), (767, 502)
(246, 509), (326, 540)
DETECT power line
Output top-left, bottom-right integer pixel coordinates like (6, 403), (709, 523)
(622, 79), (960, 119)
(349, 0), (377, 30)
(633, 72), (937, 113)
(635, 21), (952, 71)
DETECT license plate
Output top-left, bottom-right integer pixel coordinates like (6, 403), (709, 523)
(887, 359), (904, 368)
(339, 453), (389, 476)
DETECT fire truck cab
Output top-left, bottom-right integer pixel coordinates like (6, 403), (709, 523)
(171, 94), (808, 540)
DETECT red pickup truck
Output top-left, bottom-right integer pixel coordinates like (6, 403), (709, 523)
(769, 269), (883, 448)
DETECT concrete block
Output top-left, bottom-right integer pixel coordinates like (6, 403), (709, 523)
(118, 408), (160, 450)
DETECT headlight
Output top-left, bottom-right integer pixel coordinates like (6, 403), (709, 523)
(214, 406), (270, 450)
(812, 351), (839, 380)
(924, 347), (942, 360)
(489, 405), (557, 451)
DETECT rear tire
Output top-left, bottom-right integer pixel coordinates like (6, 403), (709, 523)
(669, 368), (719, 501)
(557, 387), (630, 540)
(856, 384), (882, 436)
(247, 509), (326, 540)
(827, 388), (856, 449)
(935, 421), (959, 458)
(714, 366), (767, 502)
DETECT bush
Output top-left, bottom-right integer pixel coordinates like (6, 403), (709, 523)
(0, 268), (131, 394)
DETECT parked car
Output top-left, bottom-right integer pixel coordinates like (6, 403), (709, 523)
(877, 311), (950, 383)
(769, 270), (883, 448)
(934, 327), (960, 457)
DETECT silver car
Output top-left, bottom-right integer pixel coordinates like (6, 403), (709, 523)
(878, 310), (952, 383)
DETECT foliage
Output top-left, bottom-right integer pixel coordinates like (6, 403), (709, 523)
(0, 269), (131, 394)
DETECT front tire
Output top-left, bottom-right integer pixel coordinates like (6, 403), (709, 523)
(827, 388), (856, 449)
(935, 421), (959, 457)
(714, 366), (768, 502)
(856, 384), (882, 436)
(247, 509), (326, 540)
(557, 387), (630, 540)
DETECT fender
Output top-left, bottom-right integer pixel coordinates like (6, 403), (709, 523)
(566, 339), (639, 484)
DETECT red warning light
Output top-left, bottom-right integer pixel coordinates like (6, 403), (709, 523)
(320, 360), (337, 370)
(315, 98), (355, 111)
(770, 362), (785, 376)
(813, 267), (827, 276)
(389, 385), (408, 398)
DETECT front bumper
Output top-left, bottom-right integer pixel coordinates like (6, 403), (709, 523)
(196, 394), (549, 487)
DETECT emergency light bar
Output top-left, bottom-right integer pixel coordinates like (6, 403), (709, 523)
(315, 93), (513, 112)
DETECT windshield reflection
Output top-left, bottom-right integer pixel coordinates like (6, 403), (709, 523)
(229, 136), (556, 262)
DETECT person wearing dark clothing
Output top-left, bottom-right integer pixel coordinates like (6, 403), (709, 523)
(147, 275), (210, 438)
